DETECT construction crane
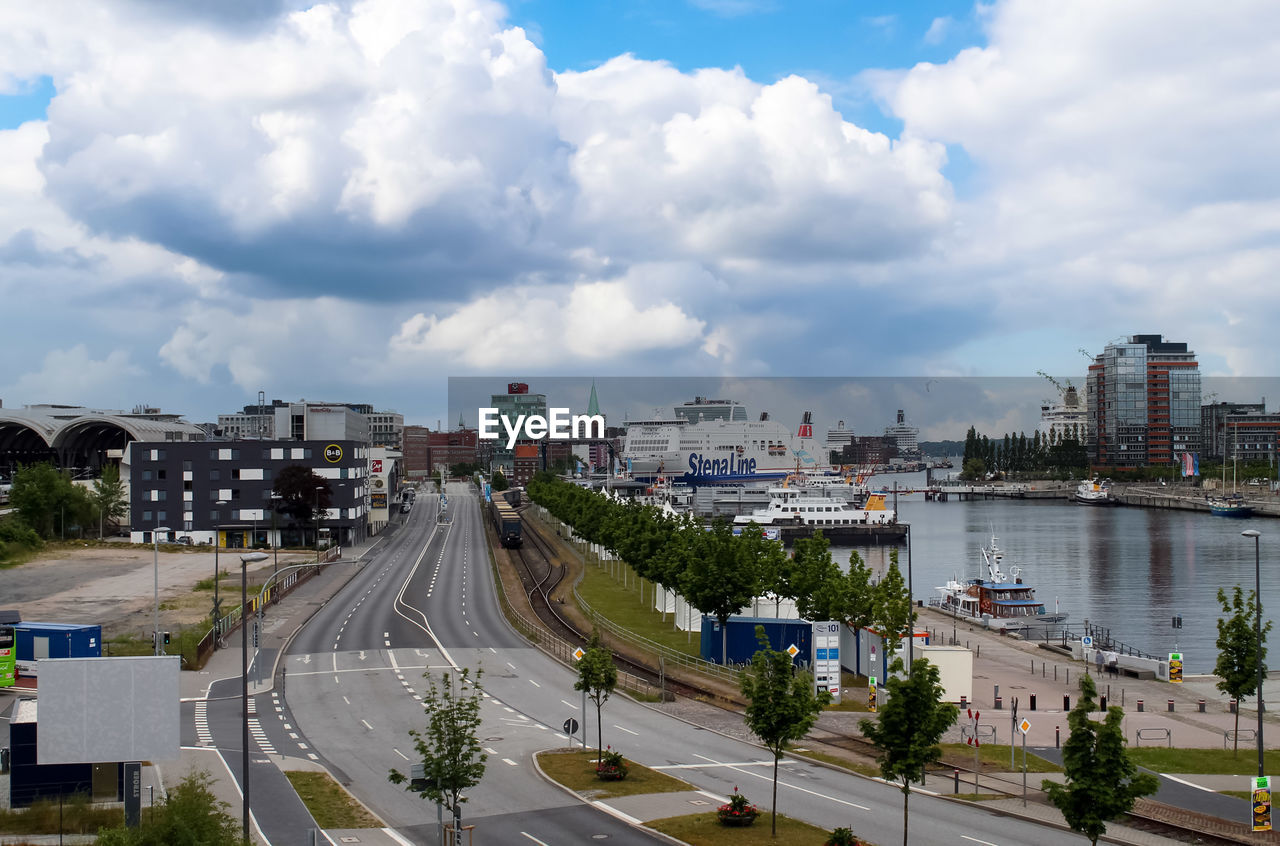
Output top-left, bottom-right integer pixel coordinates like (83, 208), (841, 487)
(1037, 370), (1074, 398)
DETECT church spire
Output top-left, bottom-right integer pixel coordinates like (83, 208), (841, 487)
(587, 380), (601, 417)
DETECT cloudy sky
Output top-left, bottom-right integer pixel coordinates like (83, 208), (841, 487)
(2, 0), (1277, 429)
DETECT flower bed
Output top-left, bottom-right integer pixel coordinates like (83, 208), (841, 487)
(716, 786), (758, 827)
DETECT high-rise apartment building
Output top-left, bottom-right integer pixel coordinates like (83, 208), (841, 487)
(1086, 335), (1200, 467)
(487, 383), (547, 474)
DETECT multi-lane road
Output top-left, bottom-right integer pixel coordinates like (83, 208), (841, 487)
(203, 483), (1127, 845)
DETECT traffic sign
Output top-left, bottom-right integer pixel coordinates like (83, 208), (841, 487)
(563, 718), (579, 736)
(572, 647), (585, 661)
(1020, 718), (1031, 734)
(1082, 635), (1094, 648)
(786, 644), (799, 658)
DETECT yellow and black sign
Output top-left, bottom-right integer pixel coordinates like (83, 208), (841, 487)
(1254, 776), (1272, 832)
(868, 676), (877, 713)
(324, 443), (343, 463)
(1169, 652), (1183, 684)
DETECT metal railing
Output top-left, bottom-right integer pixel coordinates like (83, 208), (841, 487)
(528, 507), (742, 686)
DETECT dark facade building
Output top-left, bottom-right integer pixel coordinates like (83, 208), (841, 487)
(839, 436), (898, 466)
(125, 439), (368, 547)
(1201, 401), (1267, 460)
(428, 428), (478, 474)
(403, 425), (432, 477)
(1086, 334), (1201, 468)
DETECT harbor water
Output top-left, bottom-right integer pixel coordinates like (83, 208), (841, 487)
(832, 470), (1277, 674)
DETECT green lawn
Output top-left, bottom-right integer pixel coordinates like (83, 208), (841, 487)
(648, 811), (863, 845)
(285, 771), (382, 829)
(574, 549), (701, 658)
(1127, 747), (1280, 775)
(537, 749), (695, 799)
(937, 743), (1062, 773)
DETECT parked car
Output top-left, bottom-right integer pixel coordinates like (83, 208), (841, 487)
(174, 535), (194, 546)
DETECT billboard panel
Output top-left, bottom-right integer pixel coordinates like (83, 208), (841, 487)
(0, 626), (14, 687)
(37, 656), (180, 764)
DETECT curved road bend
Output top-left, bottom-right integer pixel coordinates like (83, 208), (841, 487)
(282, 485), (1124, 846)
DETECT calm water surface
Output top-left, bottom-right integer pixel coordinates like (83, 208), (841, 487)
(831, 471), (1278, 674)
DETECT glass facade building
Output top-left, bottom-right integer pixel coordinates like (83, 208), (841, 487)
(1086, 334), (1201, 467)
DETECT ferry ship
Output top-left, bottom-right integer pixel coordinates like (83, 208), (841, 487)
(622, 401), (825, 485)
(931, 532), (1068, 629)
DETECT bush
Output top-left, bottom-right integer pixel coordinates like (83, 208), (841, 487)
(96, 771), (239, 846)
(825, 827), (865, 846)
(595, 746), (629, 781)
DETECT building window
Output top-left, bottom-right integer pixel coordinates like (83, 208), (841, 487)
(142, 469), (152, 481)
(210, 469), (220, 481)
(183, 521), (193, 531)
(157, 511), (167, 522)
(157, 469), (167, 480)
(184, 480), (193, 491)
(142, 510), (152, 522)
(183, 460), (192, 472)
(210, 510), (221, 521)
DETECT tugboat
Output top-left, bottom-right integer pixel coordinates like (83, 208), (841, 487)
(932, 532), (1068, 630)
(1074, 478), (1117, 506)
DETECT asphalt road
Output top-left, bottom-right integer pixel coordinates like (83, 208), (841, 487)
(273, 484), (1122, 845)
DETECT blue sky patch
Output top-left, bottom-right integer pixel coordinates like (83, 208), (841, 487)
(0, 75), (54, 129)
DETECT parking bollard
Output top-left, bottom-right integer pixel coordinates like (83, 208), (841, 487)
(1055, 725), (1060, 748)
(1168, 699), (1174, 712)
(1137, 699), (1143, 712)
(1198, 699), (1206, 713)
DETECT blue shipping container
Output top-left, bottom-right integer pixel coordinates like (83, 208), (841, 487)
(699, 616), (812, 666)
(14, 623), (102, 678)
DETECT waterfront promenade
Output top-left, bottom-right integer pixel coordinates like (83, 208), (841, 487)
(915, 604), (1275, 751)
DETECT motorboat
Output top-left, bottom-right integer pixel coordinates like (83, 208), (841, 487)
(1074, 478), (1117, 506)
(932, 532), (1068, 629)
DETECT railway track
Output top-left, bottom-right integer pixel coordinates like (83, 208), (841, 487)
(514, 513), (702, 700)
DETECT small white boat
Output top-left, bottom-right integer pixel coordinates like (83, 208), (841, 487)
(932, 532), (1068, 629)
(1074, 478), (1117, 506)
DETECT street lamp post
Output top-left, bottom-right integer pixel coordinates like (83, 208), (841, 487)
(153, 524), (170, 656)
(212, 500), (228, 644)
(1242, 529), (1265, 778)
(906, 520), (914, 673)
(239, 551), (269, 845)
(315, 485), (325, 565)
(269, 494), (282, 583)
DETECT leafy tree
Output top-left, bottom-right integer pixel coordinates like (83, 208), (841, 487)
(872, 551), (915, 664)
(1042, 674), (1158, 846)
(10, 462), (91, 539)
(489, 469), (510, 492)
(738, 523), (790, 619)
(859, 658), (958, 846)
(679, 520), (759, 664)
(91, 464), (129, 538)
(574, 631), (619, 764)
(1215, 585), (1271, 755)
(960, 457), (986, 481)
(389, 669), (488, 838)
(97, 770), (240, 846)
(272, 465), (332, 527)
(740, 626), (829, 837)
(792, 532), (843, 623)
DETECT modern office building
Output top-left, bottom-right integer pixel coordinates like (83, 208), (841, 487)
(218, 399), (400, 448)
(273, 402), (370, 444)
(124, 439), (368, 547)
(1086, 334), (1201, 468)
(1200, 402), (1280, 464)
(1201, 401), (1265, 460)
(487, 383), (547, 474)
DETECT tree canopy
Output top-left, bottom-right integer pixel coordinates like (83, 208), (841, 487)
(1215, 584), (1271, 755)
(1042, 673), (1158, 845)
(859, 657), (958, 846)
(574, 631), (619, 764)
(272, 465), (332, 524)
(10, 462), (93, 539)
(741, 625), (828, 837)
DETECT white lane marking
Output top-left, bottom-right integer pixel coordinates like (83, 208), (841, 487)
(561, 699), (575, 708)
(653, 761), (774, 770)
(520, 833), (551, 846)
(393, 748), (410, 760)
(308, 753), (319, 760)
(1159, 773), (1216, 792)
(392, 523), (456, 669)
(691, 753), (871, 811)
(502, 758), (518, 766)
(555, 733), (568, 740)
(529, 679), (540, 688)
(961, 837), (1000, 846)
(361, 719), (374, 731)
(613, 724), (638, 736)
(342, 696), (350, 705)
(489, 647), (497, 654)
(484, 747), (498, 755)
(507, 662), (517, 670)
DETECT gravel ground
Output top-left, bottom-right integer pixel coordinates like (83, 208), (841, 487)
(5, 544), (313, 639)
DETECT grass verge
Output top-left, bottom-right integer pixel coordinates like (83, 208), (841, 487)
(938, 743), (1062, 773)
(952, 793), (1010, 802)
(647, 811), (856, 845)
(789, 748), (880, 779)
(536, 749), (694, 799)
(106, 621), (210, 667)
(573, 549), (702, 659)
(1127, 747), (1280, 775)
(1220, 790), (1253, 800)
(285, 771), (383, 829)
(0, 795), (122, 834)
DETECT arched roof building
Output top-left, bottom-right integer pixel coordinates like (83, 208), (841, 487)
(0, 406), (205, 476)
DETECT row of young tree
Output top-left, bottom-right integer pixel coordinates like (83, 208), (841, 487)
(960, 425), (1088, 478)
(526, 472), (917, 663)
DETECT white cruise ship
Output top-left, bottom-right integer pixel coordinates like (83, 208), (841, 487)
(622, 404), (824, 485)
